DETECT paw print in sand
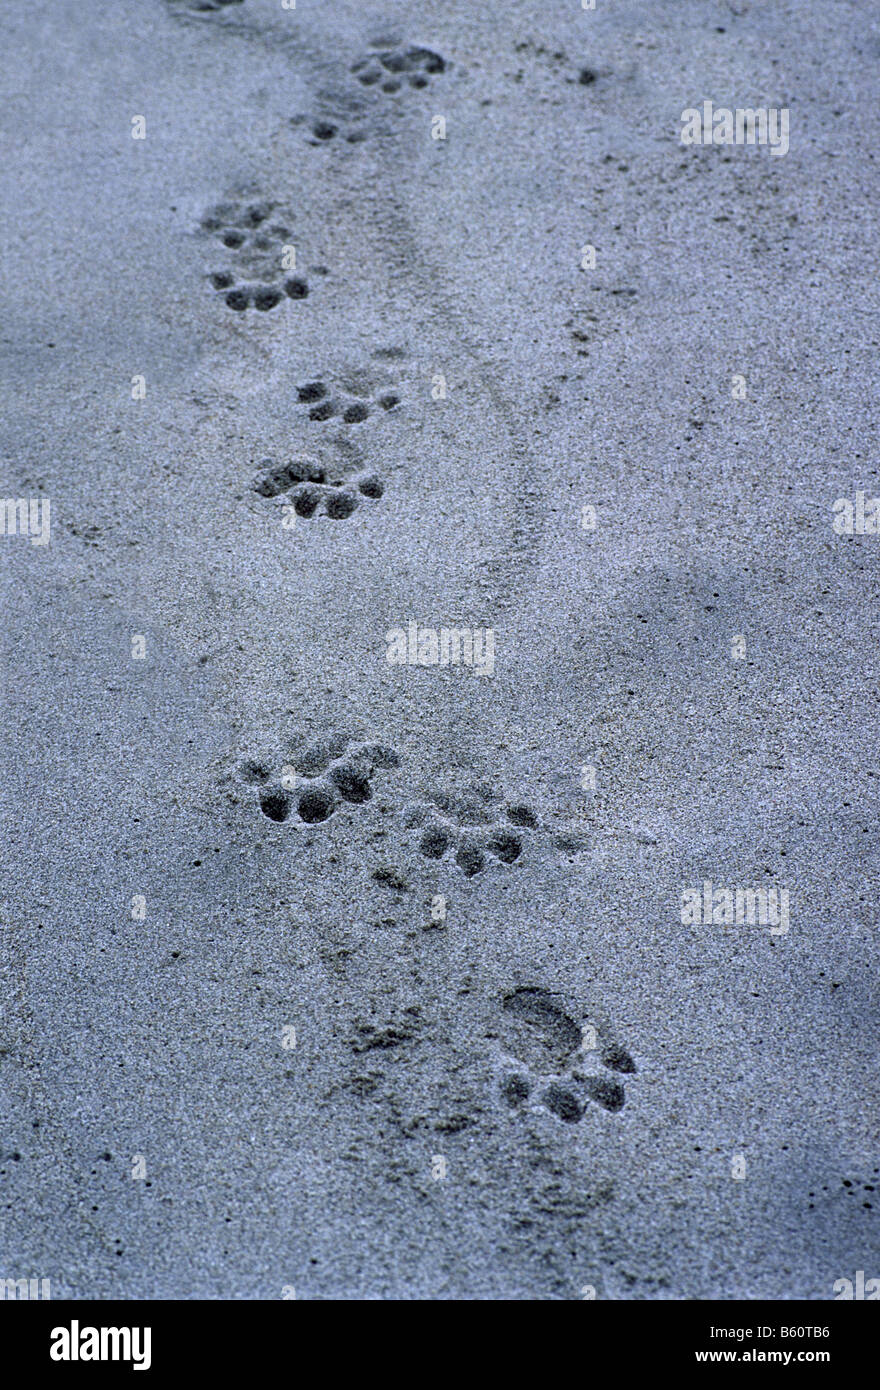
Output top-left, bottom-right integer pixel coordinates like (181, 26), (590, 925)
(239, 735), (399, 824)
(251, 455), (383, 521)
(350, 44), (446, 94)
(167, 0), (243, 15)
(199, 198), (313, 312)
(496, 987), (637, 1123)
(405, 786), (540, 877)
(294, 372), (402, 426)
(294, 42), (446, 147)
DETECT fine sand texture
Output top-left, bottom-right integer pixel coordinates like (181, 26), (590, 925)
(1, 0), (878, 1298)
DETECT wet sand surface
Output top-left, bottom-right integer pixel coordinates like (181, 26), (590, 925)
(0, 0), (878, 1298)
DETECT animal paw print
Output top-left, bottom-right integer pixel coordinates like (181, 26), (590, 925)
(496, 987), (637, 1123)
(293, 42), (446, 147)
(167, 0), (243, 14)
(294, 373), (402, 426)
(239, 735), (399, 824)
(405, 787), (539, 877)
(250, 455), (383, 520)
(350, 44), (446, 95)
(199, 199), (309, 312)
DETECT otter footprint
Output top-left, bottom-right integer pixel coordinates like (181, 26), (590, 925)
(405, 786), (540, 878)
(198, 197), (310, 312)
(293, 370), (402, 427)
(251, 455), (384, 521)
(239, 735), (399, 825)
(167, 0), (244, 17)
(293, 42), (447, 147)
(350, 44), (446, 95)
(497, 987), (637, 1121)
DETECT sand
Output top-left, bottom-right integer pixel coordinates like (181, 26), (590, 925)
(0, 0), (878, 1299)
